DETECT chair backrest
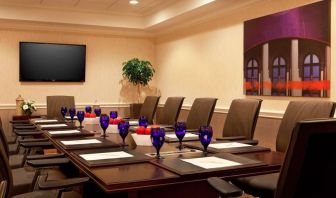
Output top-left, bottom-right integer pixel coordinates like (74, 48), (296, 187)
(0, 127), (9, 158)
(158, 97), (185, 125)
(222, 99), (262, 139)
(0, 143), (12, 198)
(139, 96), (160, 124)
(0, 180), (7, 198)
(186, 98), (217, 129)
(275, 119), (336, 198)
(47, 96), (75, 119)
(276, 101), (336, 152)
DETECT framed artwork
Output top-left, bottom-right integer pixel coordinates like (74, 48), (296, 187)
(244, 0), (330, 97)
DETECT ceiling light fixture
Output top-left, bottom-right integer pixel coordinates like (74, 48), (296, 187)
(129, 0), (139, 5)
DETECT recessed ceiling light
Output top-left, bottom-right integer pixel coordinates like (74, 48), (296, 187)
(129, 0), (139, 5)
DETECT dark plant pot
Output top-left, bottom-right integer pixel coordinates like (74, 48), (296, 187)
(129, 103), (142, 119)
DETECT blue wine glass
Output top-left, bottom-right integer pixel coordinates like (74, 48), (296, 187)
(100, 114), (110, 138)
(69, 108), (76, 123)
(199, 125), (213, 155)
(77, 111), (85, 128)
(151, 128), (165, 159)
(118, 121), (130, 147)
(138, 116), (148, 128)
(94, 108), (102, 117)
(110, 111), (118, 119)
(85, 106), (92, 113)
(60, 106), (67, 119)
(175, 122), (187, 151)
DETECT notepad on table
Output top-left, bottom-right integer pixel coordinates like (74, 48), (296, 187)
(40, 124), (68, 128)
(208, 142), (252, 149)
(34, 119), (59, 123)
(129, 120), (139, 126)
(65, 116), (78, 119)
(80, 151), (133, 161)
(181, 156), (241, 169)
(49, 130), (81, 135)
(166, 133), (198, 139)
(61, 139), (101, 145)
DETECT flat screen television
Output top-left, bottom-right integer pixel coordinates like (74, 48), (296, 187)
(19, 42), (86, 82)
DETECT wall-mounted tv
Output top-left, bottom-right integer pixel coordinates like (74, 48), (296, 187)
(19, 42), (86, 82)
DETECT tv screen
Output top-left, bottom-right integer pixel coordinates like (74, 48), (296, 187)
(19, 42), (86, 82)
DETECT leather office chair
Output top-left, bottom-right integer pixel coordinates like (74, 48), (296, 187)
(0, 143), (88, 198)
(208, 118), (336, 198)
(47, 96), (75, 119)
(217, 99), (262, 144)
(232, 100), (336, 198)
(139, 96), (160, 124)
(157, 97), (185, 126)
(186, 98), (217, 130)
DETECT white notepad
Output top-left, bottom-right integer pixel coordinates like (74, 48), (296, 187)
(40, 124), (68, 128)
(61, 139), (101, 145)
(49, 130), (81, 135)
(34, 119), (58, 123)
(166, 133), (198, 139)
(129, 120), (139, 125)
(80, 151), (133, 161)
(65, 116), (78, 119)
(181, 156), (241, 169)
(208, 142), (252, 149)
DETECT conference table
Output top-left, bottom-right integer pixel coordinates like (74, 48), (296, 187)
(29, 120), (284, 198)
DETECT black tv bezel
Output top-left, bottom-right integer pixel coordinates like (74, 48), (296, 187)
(19, 41), (86, 82)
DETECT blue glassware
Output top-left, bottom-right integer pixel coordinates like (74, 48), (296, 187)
(77, 111), (85, 128)
(138, 116), (148, 128)
(175, 122), (187, 151)
(151, 128), (165, 159)
(60, 106), (67, 119)
(100, 114), (110, 138)
(110, 111), (118, 119)
(118, 121), (130, 147)
(85, 106), (92, 113)
(69, 108), (76, 123)
(94, 108), (102, 117)
(199, 125), (213, 155)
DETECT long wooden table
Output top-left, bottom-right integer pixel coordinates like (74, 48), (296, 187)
(40, 123), (283, 198)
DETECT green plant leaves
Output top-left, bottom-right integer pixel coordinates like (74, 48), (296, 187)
(122, 58), (155, 86)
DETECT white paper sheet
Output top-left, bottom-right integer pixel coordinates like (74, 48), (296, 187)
(40, 124), (68, 128)
(181, 156), (241, 169)
(61, 139), (101, 145)
(49, 130), (81, 135)
(34, 119), (59, 123)
(129, 120), (139, 125)
(80, 151), (133, 161)
(65, 116), (78, 119)
(208, 142), (252, 149)
(165, 133), (198, 139)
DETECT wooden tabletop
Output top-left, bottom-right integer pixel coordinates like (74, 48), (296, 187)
(40, 122), (284, 197)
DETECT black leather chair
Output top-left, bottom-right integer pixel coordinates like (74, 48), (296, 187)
(232, 101), (336, 197)
(139, 96), (160, 124)
(217, 99), (262, 145)
(157, 97), (185, 126)
(0, 143), (88, 198)
(208, 118), (336, 198)
(186, 98), (217, 131)
(47, 96), (75, 119)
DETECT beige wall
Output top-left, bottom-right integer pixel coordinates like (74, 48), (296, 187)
(155, 0), (335, 114)
(0, 29), (156, 106)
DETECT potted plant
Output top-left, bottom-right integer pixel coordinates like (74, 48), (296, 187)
(122, 58), (155, 103)
(21, 100), (37, 117)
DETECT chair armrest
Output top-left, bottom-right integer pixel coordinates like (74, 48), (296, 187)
(0, 180), (7, 198)
(20, 141), (53, 148)
(38, 176), (89, 190)
(19, 138), (49, 143)
(26, 153), (65, 160)
(235, 139), (259, 145)
(216, 136), (246, 141)
(15, 131), (43, 136)
(27, 158), (69, 168)
(207, 177), (243, 198)
(13, 125), (36, 130)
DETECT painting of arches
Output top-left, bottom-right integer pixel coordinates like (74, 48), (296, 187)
(244, 0), (330, 97)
